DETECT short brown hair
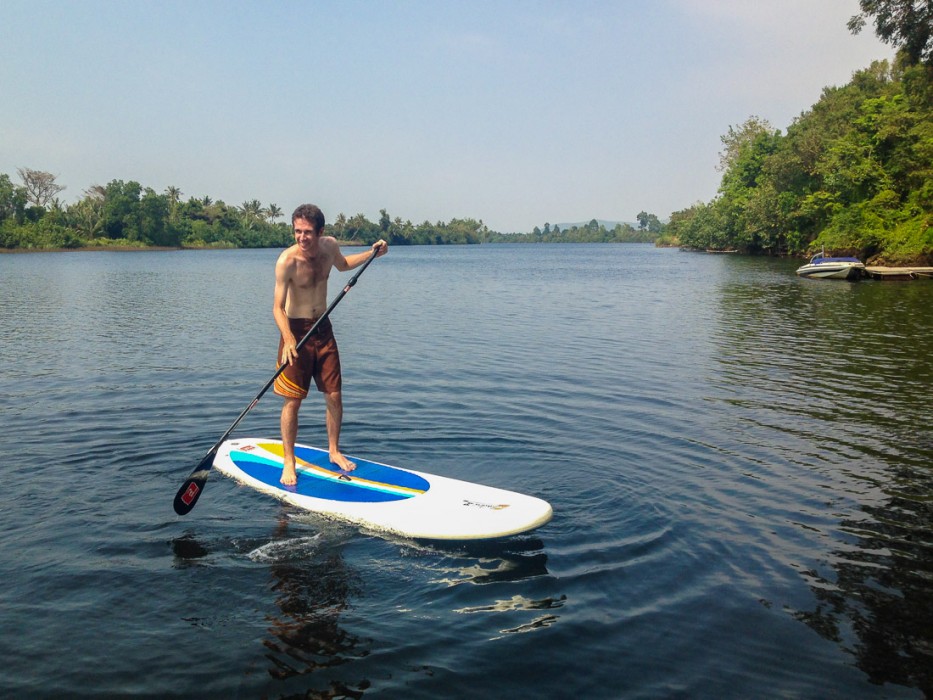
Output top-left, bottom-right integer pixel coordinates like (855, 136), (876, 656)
(292, 204), (325, 233)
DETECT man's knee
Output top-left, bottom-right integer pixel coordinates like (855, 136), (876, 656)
(282, 397), (302, 416)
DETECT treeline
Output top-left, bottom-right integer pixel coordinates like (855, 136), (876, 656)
(0, 174), (500, 250)
(0, 171), (663, 250)
(0, 173), (292, 249)
(330, 209), (491, 245)
(666, 57), (933, 264)
(487, 215), (662, 243)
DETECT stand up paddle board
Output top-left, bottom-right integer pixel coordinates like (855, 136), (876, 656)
(213, 438), (553, 541)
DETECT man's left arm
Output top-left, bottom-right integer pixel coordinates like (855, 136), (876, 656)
(334, 239), (388, 271)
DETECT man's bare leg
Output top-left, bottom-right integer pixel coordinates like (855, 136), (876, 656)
(325, 390), (356, 471)
(280, 397), (302, 485)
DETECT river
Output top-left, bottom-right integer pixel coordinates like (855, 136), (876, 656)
(0, 244), (930, 698)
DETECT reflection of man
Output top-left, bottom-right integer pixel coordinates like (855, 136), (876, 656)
(272, 203), (388, 486)
(264, 517), (363, 683)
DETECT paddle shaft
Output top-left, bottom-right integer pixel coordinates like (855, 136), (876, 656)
(173, 247), (380, 515)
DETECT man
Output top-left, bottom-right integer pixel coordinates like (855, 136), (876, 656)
(273, 203), (388, 486)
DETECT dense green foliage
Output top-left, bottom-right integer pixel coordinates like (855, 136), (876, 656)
(0, 174), (662, 250)
(0, 177), (293, 250)
(329, 209), (491, 245)
(669, 58), (933, 263)
(487, 217), (661, 243)
(0, 180), (499, 250)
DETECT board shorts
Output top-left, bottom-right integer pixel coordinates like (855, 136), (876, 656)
(273, 317), (342, 399)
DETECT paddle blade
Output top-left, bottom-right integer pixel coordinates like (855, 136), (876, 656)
(173, 451), (216, 515)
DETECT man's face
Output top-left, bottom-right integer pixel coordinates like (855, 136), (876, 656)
(293, 217), (320, 253)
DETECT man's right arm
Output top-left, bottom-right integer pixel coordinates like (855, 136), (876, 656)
(273, 253), (297, 365)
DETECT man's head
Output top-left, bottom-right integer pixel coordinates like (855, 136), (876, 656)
(292, 204), (325, 234)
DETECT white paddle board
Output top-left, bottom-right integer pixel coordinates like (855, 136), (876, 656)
(213, 438), (553, 540)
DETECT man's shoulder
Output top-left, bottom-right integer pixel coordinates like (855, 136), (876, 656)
(277, 243), (301, 258)
(319, 236), (343, 262)
(275, 244), (301, 268)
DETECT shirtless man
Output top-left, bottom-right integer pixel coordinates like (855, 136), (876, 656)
(273, 203), (388, 486)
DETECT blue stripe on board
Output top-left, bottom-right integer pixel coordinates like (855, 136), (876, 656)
(292, 444), (431, 492)
(230, 452), (416, 503)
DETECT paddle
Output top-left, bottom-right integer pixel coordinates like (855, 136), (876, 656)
(173, 246), (381, 515)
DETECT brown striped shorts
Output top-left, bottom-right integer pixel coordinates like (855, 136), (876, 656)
(273, 317), (342, 399)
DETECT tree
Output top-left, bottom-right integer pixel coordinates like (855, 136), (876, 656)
(67, 197), (104, 239)
(265, 203), (282, 223)
(17, 168), (65, 208)
(379, 208), (391, 234)
(99, 180), (151, 241)
(849, 0), (933, 66)
(0, 174), (27, 224)
(717, 116), (775, 172)
(165, 186), (183, 222)
(238, 199), (263, 229)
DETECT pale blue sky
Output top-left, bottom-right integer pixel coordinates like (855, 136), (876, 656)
(1, 0), (893, 232)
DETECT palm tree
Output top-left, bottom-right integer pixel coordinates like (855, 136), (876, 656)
(165, 186), (182, 222)
(84, 184), (107, 201)
(238, 199), (263, 229)
(265, 203), (283, 224)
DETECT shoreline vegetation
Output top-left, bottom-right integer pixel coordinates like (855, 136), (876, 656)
(662, 56), (932, 267)
(3, 57), (930, 264)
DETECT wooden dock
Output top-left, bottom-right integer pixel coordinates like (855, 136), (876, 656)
(864, 266), (933, 280)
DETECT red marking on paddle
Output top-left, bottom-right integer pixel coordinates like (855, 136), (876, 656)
(181, 482), (200, 506)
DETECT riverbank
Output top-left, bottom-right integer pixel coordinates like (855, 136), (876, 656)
(0, 245), (187, 254)
(0, 239), (372, 254)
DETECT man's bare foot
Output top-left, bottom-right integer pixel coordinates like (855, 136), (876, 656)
(330, 451), (356, 472)
(280, 462), (297, 486)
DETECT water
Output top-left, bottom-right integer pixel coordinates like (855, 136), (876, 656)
(1, 244), (930, 698)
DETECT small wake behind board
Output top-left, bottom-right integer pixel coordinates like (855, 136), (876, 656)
(213, 438), (553, 541)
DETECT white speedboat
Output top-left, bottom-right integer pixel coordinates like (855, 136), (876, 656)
(796, 251), (865, 280)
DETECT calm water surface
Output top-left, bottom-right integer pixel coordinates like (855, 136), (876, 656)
(0, 244), (931, 698)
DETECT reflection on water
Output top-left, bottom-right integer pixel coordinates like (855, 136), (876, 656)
(798, 489), (933, 695)
(713, 258), (933, 694)
(416, 537), (551, 586)
(213, 518), (558, 695)
(455, 594), (567, 639)
(261, 519), (369, 695)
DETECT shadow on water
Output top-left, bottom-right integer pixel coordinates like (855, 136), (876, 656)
(171, 533), (210, 563)
(795, 481), (933, 696)
(259, 519), (371, 699)
(713, 258), (933, 695)
(172, 520), (372, 698)
(170, 517), (554, 698)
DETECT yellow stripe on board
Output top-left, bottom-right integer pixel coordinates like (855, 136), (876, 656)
(258, 443), (426, 496)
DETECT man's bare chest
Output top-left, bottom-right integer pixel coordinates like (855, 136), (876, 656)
(291, 256), (330, 289)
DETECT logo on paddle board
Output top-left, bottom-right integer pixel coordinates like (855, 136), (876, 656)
(463, 499), (510, 510)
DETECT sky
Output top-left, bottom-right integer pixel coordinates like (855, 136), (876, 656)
(1, 0), (894, 233)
